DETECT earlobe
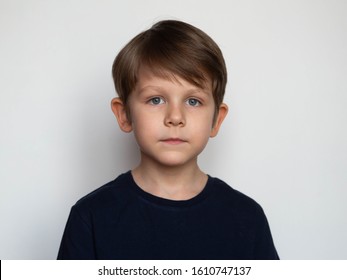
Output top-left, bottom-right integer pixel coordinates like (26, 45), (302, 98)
(111, 97), (133, 133)
(210, 103), (228, 138)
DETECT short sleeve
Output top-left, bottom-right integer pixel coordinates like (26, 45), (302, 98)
(253, 207), (279, 260)
(57, 205), (96, 260)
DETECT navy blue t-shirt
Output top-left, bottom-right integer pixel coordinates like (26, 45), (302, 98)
(57, 171), (279, 259)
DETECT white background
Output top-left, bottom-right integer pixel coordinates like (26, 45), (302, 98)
(0, 0), (346, 259)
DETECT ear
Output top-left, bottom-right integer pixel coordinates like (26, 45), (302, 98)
(210, 103), (228, 138)
(111, 97), (133, 133)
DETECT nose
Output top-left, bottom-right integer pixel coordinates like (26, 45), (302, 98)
(164, 104), (185, 126)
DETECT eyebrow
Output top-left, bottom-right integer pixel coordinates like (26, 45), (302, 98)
(138, 85), (210, 95)
(186, 88), (210, 95)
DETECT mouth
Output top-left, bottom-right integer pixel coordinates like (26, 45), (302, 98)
(161, 138), (187, 145)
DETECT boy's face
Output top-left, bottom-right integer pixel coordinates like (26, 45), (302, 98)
(112, 68), (228, 168)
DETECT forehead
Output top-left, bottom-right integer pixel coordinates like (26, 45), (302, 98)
(135, 66), (212, 94)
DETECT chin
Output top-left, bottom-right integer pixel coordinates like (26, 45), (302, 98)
(156, 154), (197, 168)
(158, 159), (188, 167)
(142, 149), (201, 168)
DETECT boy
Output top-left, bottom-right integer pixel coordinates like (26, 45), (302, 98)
(57, 20), (279, 260)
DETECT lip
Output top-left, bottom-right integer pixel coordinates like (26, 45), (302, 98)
(161, 138), (187, 145)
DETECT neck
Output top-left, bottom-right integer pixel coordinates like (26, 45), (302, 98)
(132, 155), (207, 200)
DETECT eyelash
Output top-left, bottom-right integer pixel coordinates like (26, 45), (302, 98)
(147, 97), (202, 107)
(186, 98), (201, 107)
(148, 97), (165, 105)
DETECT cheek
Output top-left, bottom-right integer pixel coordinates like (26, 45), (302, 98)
(190, 111), (214, 132)
(131, 112), (160, 138)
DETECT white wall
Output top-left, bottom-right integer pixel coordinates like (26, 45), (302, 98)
(1, 0), (346, 259)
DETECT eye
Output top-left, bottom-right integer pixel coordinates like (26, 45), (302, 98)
(148, 97), (165, 105)
(186, 98), (201, 107)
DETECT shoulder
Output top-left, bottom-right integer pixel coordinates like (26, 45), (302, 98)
(71, 171), (134, 215)
(208, 176), (265, 217)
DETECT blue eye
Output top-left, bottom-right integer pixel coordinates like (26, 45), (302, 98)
(186, 98), (201, 106)
(149, 97), (164, 105)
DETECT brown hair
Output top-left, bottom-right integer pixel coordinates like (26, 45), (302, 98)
(112, 20), (227, 117)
